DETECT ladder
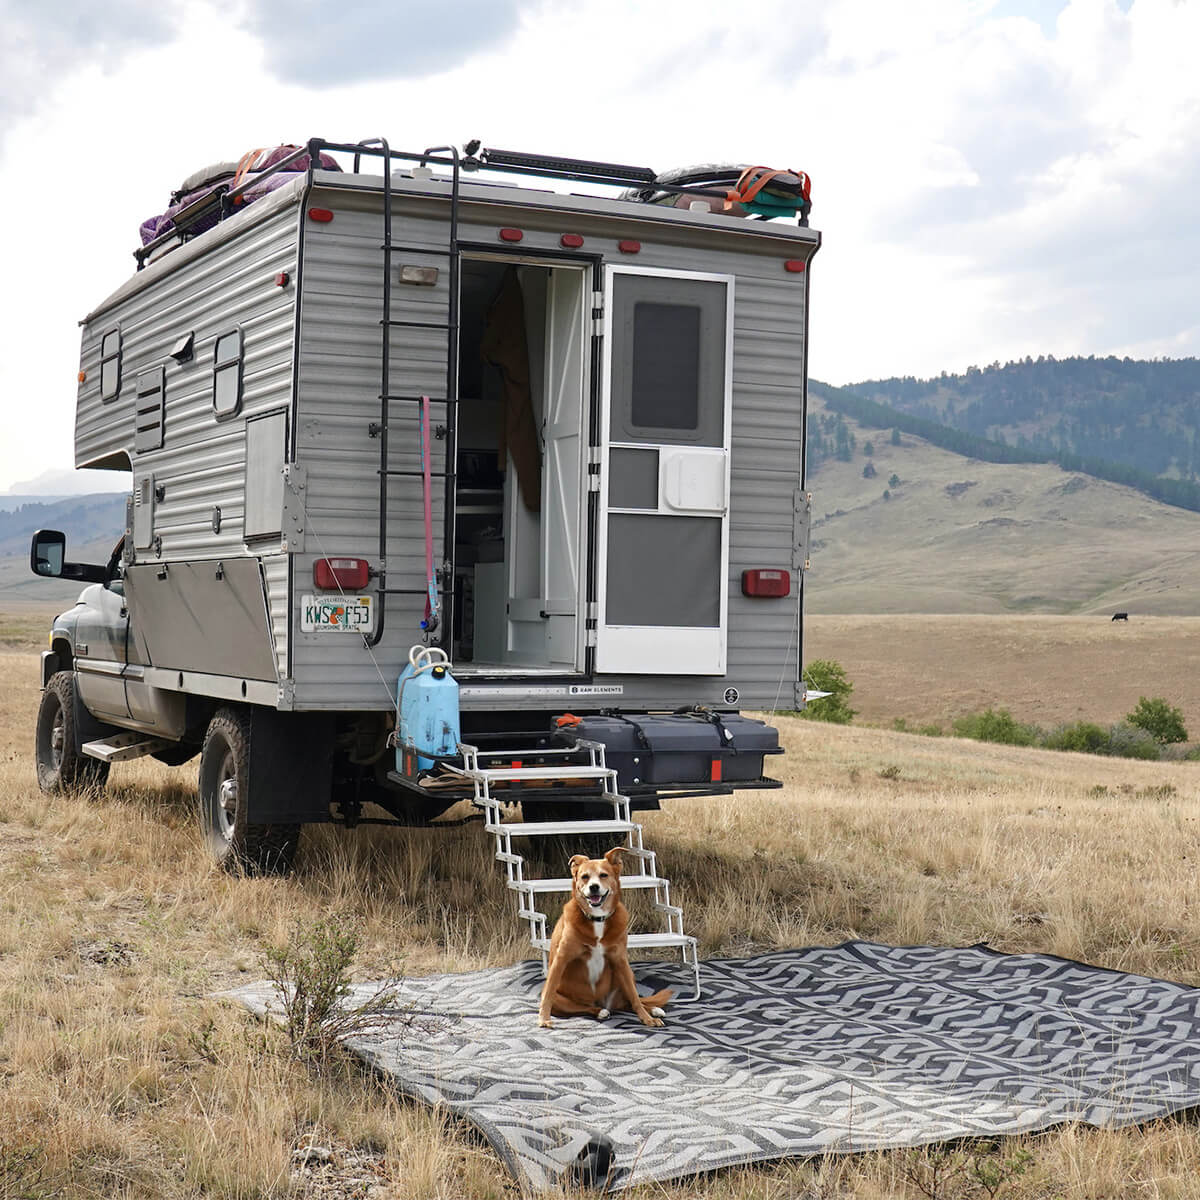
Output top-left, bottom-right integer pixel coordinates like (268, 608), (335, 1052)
(449, 739), (701, 1001)
(362, 138), (464, 649)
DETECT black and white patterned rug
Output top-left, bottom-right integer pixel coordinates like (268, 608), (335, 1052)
(224, 943), (1200, 1192)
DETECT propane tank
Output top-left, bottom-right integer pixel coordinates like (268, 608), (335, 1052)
(396, 645), (460, 773)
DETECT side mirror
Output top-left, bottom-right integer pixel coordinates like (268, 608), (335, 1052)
(29, 529), (108, 583)
(30, 529), (66, 577)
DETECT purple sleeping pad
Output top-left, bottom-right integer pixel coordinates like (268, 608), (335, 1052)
(139, 145), (341, 248)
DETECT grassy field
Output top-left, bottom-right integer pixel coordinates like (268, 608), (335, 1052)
(5, 611), (1200, 1198)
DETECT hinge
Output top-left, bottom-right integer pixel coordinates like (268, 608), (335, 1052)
(587, 446), (602, 491)
(586, 626), (597, 647)
(591, 290), (605, 338)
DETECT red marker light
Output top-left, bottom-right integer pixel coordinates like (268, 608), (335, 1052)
(618, 239), (641, 254)
(784, 259), (806, 273)
(313, 557), (370, 590)
(742, 568), (791, 597)
(274, 271), (290, 288)
(307, 208), (334, 223)
(499, 227), (524, 242)
(560, 233), (584, 248)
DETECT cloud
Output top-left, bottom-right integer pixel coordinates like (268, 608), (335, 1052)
(0, 0), (180, 128)
(235, 0), (525, 86)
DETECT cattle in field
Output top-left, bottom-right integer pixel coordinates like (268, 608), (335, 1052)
(1112, 612), (1129, 622)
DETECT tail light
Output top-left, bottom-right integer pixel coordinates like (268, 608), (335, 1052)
(742, 568), (790, 598)
(313, 557), (370, 590)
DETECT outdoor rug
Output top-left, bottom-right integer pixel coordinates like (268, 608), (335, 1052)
(224, 942), (1200, 1192)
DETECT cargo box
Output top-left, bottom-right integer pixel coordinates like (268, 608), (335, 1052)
(564, 713), (781, 789)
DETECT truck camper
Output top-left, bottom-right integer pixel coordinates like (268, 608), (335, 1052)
(31, 139), (817, 988)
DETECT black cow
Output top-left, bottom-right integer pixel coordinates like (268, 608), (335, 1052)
(1111, 612), (1129, 622)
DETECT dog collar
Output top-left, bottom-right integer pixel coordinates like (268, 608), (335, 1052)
(586, 912), (608, 922)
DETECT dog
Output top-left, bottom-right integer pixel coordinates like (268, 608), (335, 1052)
(537, 847), (673, 1029)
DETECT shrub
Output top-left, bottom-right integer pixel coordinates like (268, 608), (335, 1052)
(262, 912), (424, 1067)
(1042, 722), (1110, 754)
(1125, 696), (1188, 745)
(1105, 723), (1161, 760)
(800, 659), (857, 724)
(951, 708), (1041, 746)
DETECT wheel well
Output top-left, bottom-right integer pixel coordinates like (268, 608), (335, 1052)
(52, 638), (73, 672)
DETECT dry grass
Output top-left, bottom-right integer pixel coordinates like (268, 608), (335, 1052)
(4, 612), (1200, 1197)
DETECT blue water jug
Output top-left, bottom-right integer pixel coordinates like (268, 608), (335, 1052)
(396, 646), (460, 772)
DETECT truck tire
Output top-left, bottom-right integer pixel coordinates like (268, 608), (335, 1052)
(35, 671), (110, 795)
(198, 707), (300, 875)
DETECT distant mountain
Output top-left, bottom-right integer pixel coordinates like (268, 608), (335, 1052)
(810, 375), (1200, 514)
(0, 494), (126, 558)
(839, 356), (1200, 483)
(802, 388), (1200, 615)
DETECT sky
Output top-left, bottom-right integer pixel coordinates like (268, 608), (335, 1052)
(1, 0), (1195, 494)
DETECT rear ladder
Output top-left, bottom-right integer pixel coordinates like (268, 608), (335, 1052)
(365, 140), (463, 648)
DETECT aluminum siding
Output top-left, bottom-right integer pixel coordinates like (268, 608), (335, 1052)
(75, 199), (303, 685)
(289, 185), (808, 711)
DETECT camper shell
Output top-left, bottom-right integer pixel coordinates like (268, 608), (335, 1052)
(33, 139), (817, 868)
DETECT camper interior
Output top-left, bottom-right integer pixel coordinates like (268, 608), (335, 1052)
(452, 256), (590, 674)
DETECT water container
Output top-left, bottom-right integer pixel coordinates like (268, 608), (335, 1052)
(395, 646), (460, 772)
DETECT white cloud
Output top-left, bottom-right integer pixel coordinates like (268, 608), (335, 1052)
(0, 0), (1195, 490)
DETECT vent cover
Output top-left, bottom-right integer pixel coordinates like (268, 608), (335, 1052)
(135, 366), (165, 452)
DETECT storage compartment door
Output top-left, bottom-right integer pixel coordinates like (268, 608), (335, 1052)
(595, 268), (732, 675)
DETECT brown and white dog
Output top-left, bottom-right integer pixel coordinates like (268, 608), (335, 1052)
(537, 847), (673, 1029)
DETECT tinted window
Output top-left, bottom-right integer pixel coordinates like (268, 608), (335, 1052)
(630, 303), (700, 431)
(100, 328), (122, 401)
(213, 329), (243, 418)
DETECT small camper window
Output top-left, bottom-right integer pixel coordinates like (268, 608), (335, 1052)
(631, 303), (701, 431)
(213, 329), (244, 419)
(100, 328), (122, 401)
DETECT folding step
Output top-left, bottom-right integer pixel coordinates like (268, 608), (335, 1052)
(531, 932), (698, 953)
(487, 819), (637, 838)
(512, 873), (665, 893)
(448, 764), (613, 783)
(82, 733), (174, 763)
(463, 737), (701, 1001)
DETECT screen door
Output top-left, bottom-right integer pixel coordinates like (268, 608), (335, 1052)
(595, 267), (733, 674)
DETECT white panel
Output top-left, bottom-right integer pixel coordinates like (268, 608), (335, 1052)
(660, 447), (727, 514)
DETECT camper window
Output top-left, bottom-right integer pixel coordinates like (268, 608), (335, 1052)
(631, 303), (700, 431)
(213, 329), (243, 419)
(100, 328), (122, 401)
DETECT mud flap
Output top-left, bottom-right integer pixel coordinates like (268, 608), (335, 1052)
(246, 708), (335, 824)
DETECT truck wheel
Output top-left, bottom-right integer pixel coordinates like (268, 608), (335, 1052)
(198, 708), (300, 875)
(35, 671), (110, 795)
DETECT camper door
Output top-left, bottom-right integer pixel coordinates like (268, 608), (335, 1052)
(595, 267), (733, 675)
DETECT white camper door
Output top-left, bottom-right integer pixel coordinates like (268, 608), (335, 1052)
(595, 267), (733, 675)
(541, 267), (589, 666)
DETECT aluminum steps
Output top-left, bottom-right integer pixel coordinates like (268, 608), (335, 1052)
(454, 739), (700, 1001)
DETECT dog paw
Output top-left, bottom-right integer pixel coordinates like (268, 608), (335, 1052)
(596, 1008), (610, 1021)
(538, 1017), (554, 1029)
(639, 1013), (664, 1028)
(650, 1006), (665, 1018)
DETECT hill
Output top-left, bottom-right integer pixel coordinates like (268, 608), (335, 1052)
(802, 388), (1200, 614)
(840, 356), (1200, 484)
(0, 493), (126, 609)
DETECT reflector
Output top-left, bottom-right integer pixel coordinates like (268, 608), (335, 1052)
(313, 557), (370, 590)
(741, 568), (790, 597)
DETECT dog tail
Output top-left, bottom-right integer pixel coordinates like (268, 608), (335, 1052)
(640, 987), (674, 1008)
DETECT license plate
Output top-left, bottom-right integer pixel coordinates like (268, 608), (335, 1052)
(300, 594), (374, 633)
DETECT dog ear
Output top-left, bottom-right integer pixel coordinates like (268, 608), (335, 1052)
(568, 854), (589, 874)
(603, 847), (625, 873)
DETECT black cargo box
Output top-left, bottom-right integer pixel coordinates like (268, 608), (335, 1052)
(563, 713), (780, 789)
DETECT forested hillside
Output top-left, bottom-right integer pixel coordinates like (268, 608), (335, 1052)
(841, 357), (1200, 481)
